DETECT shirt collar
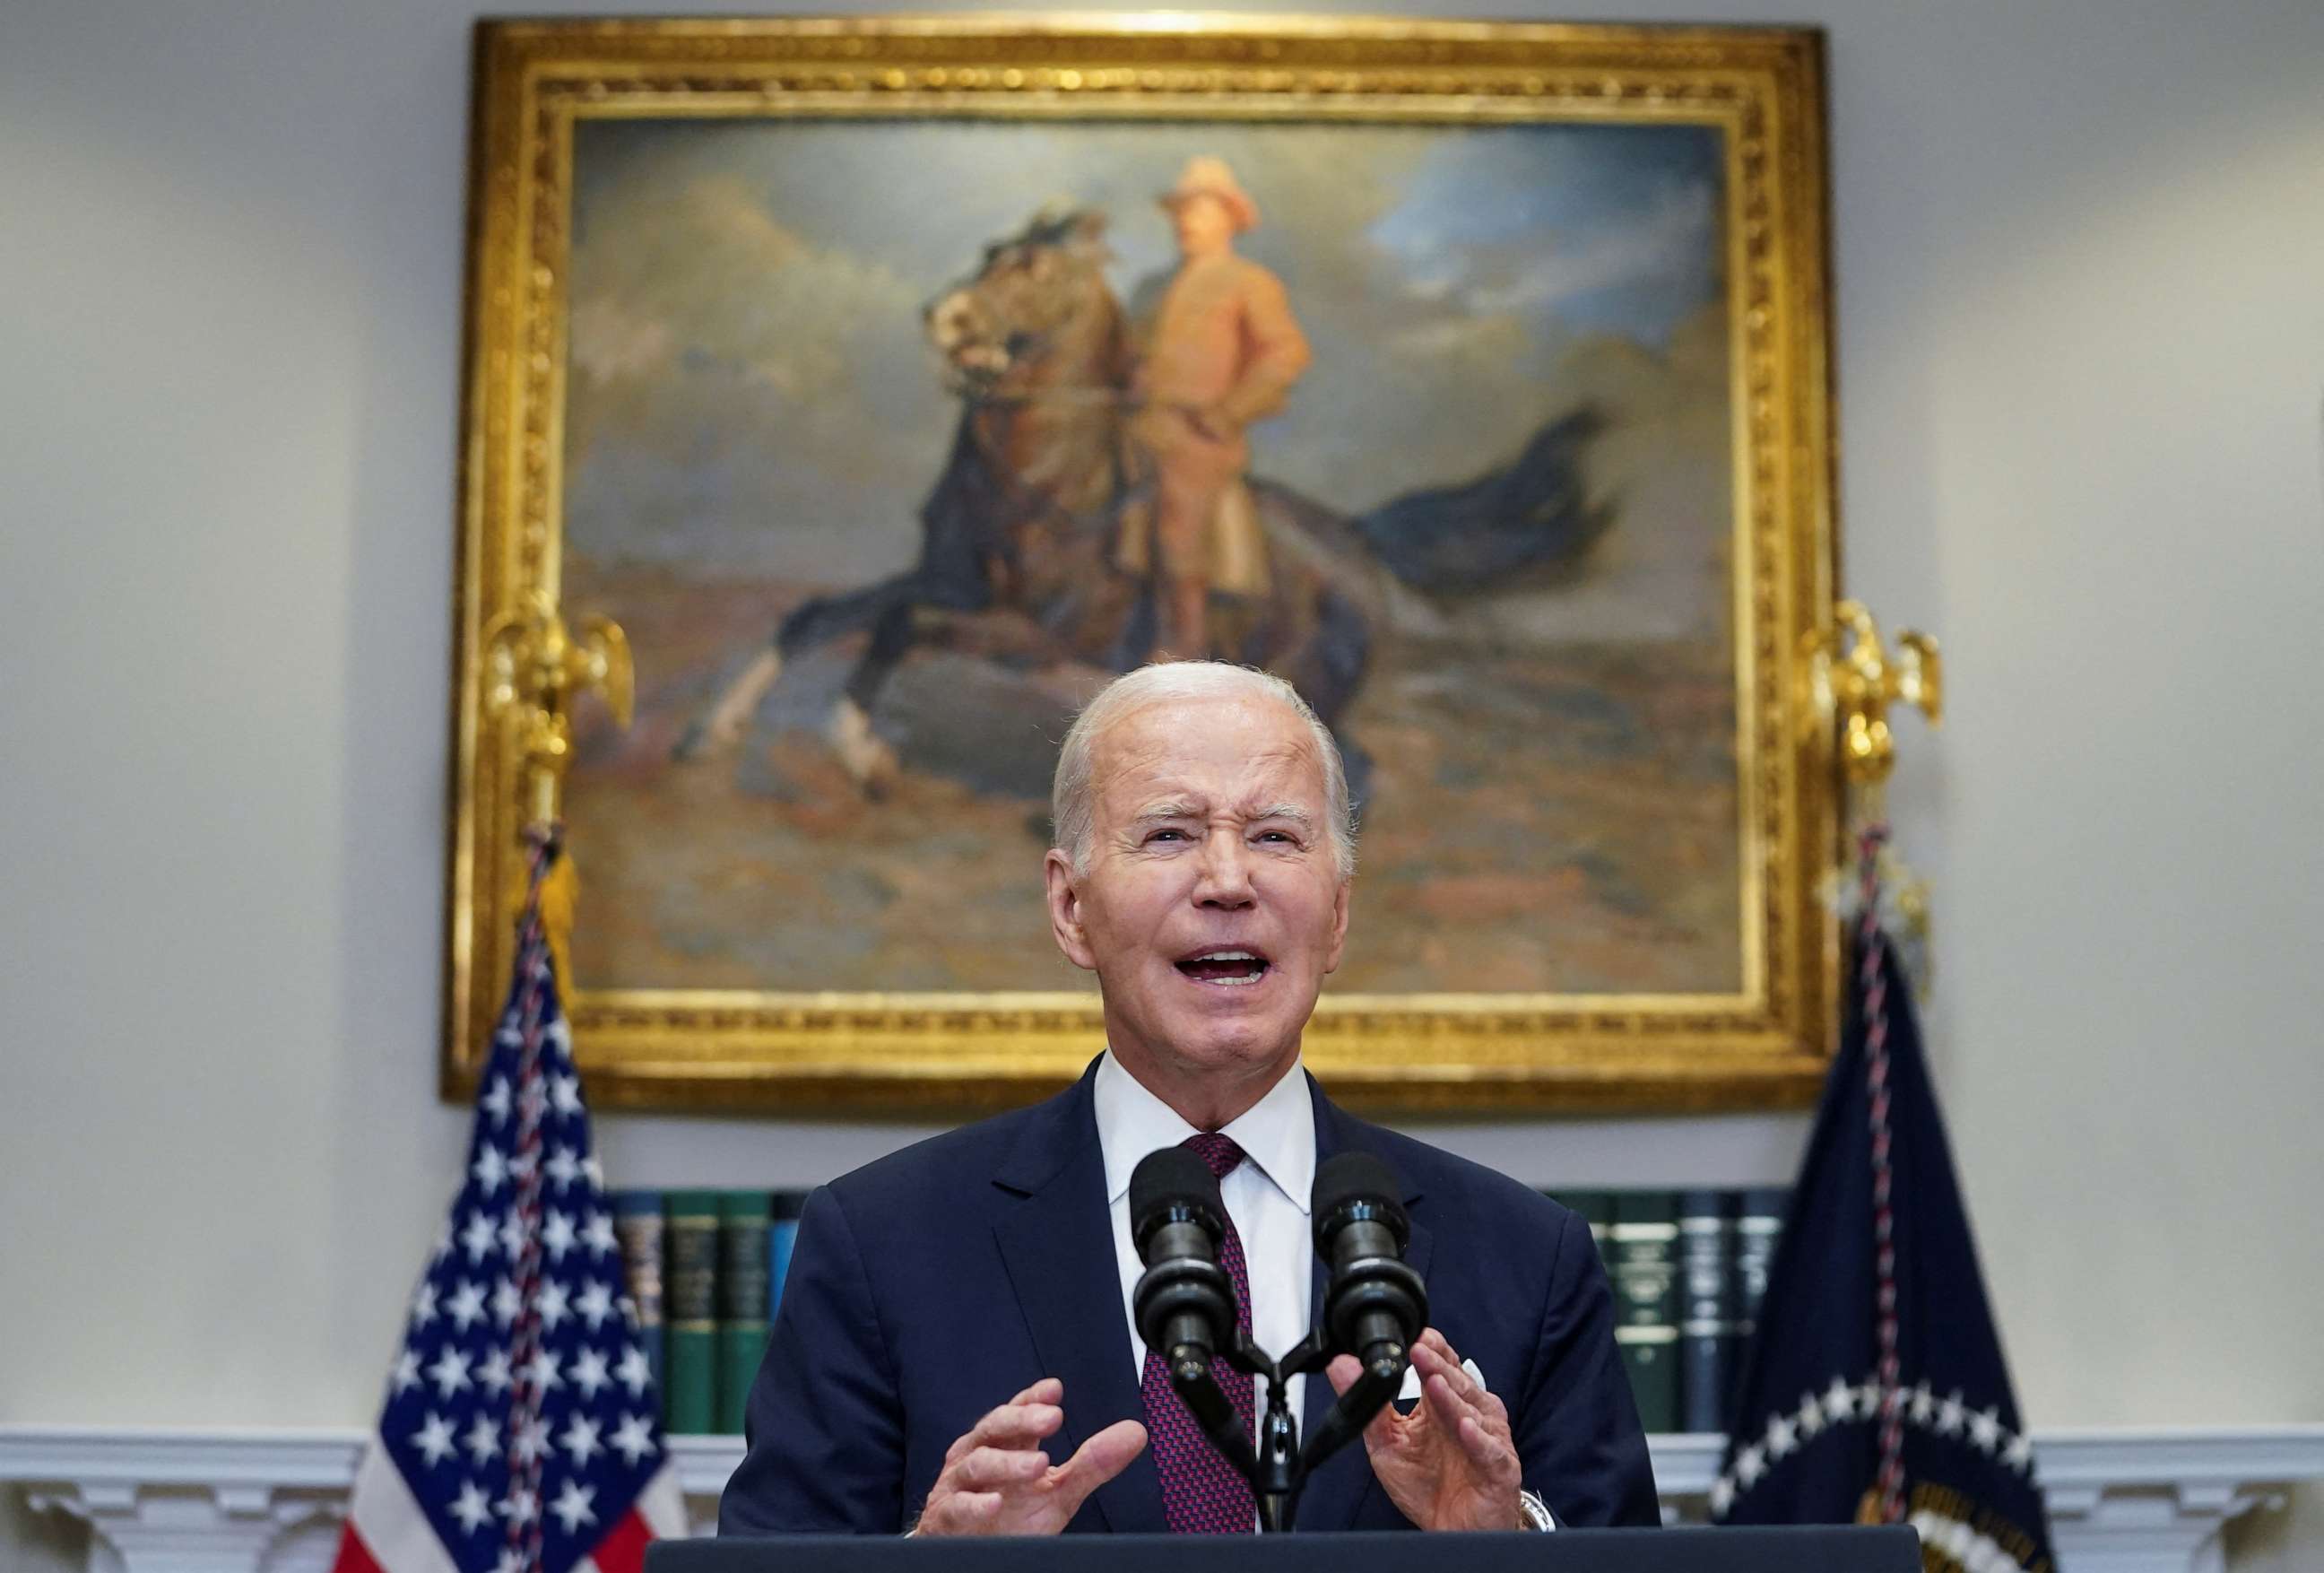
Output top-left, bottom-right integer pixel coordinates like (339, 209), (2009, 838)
(1094, 1048), (1315, 1216)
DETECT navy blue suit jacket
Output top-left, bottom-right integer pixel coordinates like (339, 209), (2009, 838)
(719, 1063), (1659, 1534)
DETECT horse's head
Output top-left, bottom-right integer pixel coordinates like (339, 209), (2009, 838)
(925, 205), (1117, 399)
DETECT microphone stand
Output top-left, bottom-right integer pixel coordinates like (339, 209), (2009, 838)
(1174, 1330), (1409, 1532)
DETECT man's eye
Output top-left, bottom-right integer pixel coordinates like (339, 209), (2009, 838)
(1147, 829), (1187, 843)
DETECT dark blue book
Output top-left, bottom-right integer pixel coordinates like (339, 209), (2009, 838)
(1678, 1189), (1732, 1432)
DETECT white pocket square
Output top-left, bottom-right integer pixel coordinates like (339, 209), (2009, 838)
(1396, 1356), (1486, 1404)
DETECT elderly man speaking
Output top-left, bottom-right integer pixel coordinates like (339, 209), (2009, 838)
(719, 663), (1659, 1537)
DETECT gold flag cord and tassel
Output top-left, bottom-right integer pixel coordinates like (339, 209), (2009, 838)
(1801, 599), (1943, 1527)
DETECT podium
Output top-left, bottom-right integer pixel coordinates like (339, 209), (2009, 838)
(650, 1527), (1920, 1573)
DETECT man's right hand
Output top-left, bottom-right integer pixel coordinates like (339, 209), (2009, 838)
(914, 1378), (1148, 1536)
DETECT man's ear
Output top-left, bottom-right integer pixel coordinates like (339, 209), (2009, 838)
(1045, 848), (1098, 972)
(1322, 877), (1352, 975)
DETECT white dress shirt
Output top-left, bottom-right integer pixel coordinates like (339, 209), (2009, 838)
(1093, 1048), (1314, 1433)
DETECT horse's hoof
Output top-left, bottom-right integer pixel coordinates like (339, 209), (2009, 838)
(671, 714), (743, 764)
(828, 699), (900, 795)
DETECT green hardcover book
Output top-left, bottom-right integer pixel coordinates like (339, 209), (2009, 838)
(663, 1189), (721, 1435)
(1610, 1191), (1681, 1434)
(716, 1190), (775, 1435)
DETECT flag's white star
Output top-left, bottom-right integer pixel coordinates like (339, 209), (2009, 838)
(498, 1208), (525, 1260)
(1735, 1444), (1766, 1487)
(569, 1345), (611, 1401)
(410, 1412), (458, 1467)
(448, 1479), (494, 1534)
(1909, 1383), (1936, 1425)
(549, 1480), (598, 1534)
(575, 1280), (615, 1332)
(542, 1209), (577, 1263)
(536, 1278), (572, 1332)
(1766, 1413), (1798, 1458)
(1797, 1392), (1825, 1436)
(481, 1076), (511, 1125)
(391, 1350), (423, 1395)
(472, 1143), (508, 1197)
(582, 1211), (618, 1260)
(611, 1412), (657, 1465)
(511, 1415), (551, 1465)
(447, 1279), (487, 1333)
(581, 1155), (606, 1192)
(523, 1347), (563, 1394)
(546, 1018), (575, 1057)
(1708, 1477), (1735, 1517)
(460, 1211), (499, 1264)
(1937, 1391), (1967, 1437)
(2003, 1431), (2035, 1473)
(499, 1485), (539, 1530)
(1858, 1381), (1886, 1417)
(560, 1412), (604, 1466)
(614, 1344), (652, 1398)
(506, 1148), (537, 1183)
(409, 1281), (438, 1328)
(1969, 1406), (2004, 1455)
(492, 1276), (522, 1328)
(618, 1294), (640, 1330)
(545, 1145), (580, 1191)
(1823, 1376), (1858, 1422)
(493, 1550), (525, 1573)
(479, 1348), (514, 1397)
(430, 1219), (454, 1264)
(464, 1413), (500, 1467)
(550, 1073), (583, 1118)
(427, 1345), (473, 1400)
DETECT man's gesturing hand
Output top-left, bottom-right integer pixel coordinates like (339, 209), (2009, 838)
(1324, 1329), (1523, 1533)
(914, 1378), (1149, 1536)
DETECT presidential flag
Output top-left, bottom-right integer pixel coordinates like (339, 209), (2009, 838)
(1712, 833), (2057, 1573)
(334, 836), (687, 1573)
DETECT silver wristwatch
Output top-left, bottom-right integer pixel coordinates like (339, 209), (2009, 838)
(1517, 1490), (1555, 1531)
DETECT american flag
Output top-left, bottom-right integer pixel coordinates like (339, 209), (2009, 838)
(335, 835), (686, 1573)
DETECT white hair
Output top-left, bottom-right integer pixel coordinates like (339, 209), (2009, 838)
(1051, 662), (1357, 882)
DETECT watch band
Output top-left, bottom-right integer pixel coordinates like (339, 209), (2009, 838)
(1517, 1490), (1556, 1531)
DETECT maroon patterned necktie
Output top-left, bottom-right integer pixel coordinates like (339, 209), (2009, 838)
(1139, 1132), (1258, 1534)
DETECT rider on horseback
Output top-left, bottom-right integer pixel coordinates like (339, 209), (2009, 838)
(1118, 157), (1312, 661)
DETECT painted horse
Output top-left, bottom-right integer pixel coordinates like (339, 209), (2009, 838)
(677, 205), (1609, 798)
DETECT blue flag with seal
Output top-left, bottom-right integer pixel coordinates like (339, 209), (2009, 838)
(1712, 832), (2056, 1573)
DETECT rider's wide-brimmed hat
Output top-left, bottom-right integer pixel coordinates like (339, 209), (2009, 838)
(1158, 156), (1260, 232)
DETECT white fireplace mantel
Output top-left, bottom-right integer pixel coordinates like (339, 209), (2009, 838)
(4, 1424), (2320, 1573)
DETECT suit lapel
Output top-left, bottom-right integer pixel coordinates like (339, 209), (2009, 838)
(990, 1066), (1167, 1534)
(1294, 1081), (1431, 1532)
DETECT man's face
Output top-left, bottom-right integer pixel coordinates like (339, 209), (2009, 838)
(1045, 694), (1351, 1117)
(1169, 193), (1236, 257)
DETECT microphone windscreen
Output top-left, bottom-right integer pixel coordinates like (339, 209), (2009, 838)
(1130, 1146), (1226, 1236)
(1311, 1152), (1408, 1238)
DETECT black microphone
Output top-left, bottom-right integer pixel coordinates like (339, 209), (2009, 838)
(1311, 1152), (1428, 1372)
(1130, 1148), (1237, 1383)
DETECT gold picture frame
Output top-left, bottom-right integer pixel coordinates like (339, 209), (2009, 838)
(445, 14), (1843, 1116)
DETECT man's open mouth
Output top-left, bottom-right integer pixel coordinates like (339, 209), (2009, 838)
(1175, 948), (1271, 986)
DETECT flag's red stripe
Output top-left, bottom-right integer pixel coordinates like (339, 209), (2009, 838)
(330, 1523), (388, 1573)
(590, 1508), (656, 1573)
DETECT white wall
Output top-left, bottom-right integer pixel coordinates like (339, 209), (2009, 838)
(3, 0), (2320, 1556)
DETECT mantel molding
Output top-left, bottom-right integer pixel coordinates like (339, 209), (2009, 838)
(4, 1424), (2320, 1573)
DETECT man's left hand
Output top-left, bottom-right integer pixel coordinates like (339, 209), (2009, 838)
(1324, 1328), (1523, 1533)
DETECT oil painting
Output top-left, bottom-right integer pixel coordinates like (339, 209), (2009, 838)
(447, 20), (1839, 1110)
